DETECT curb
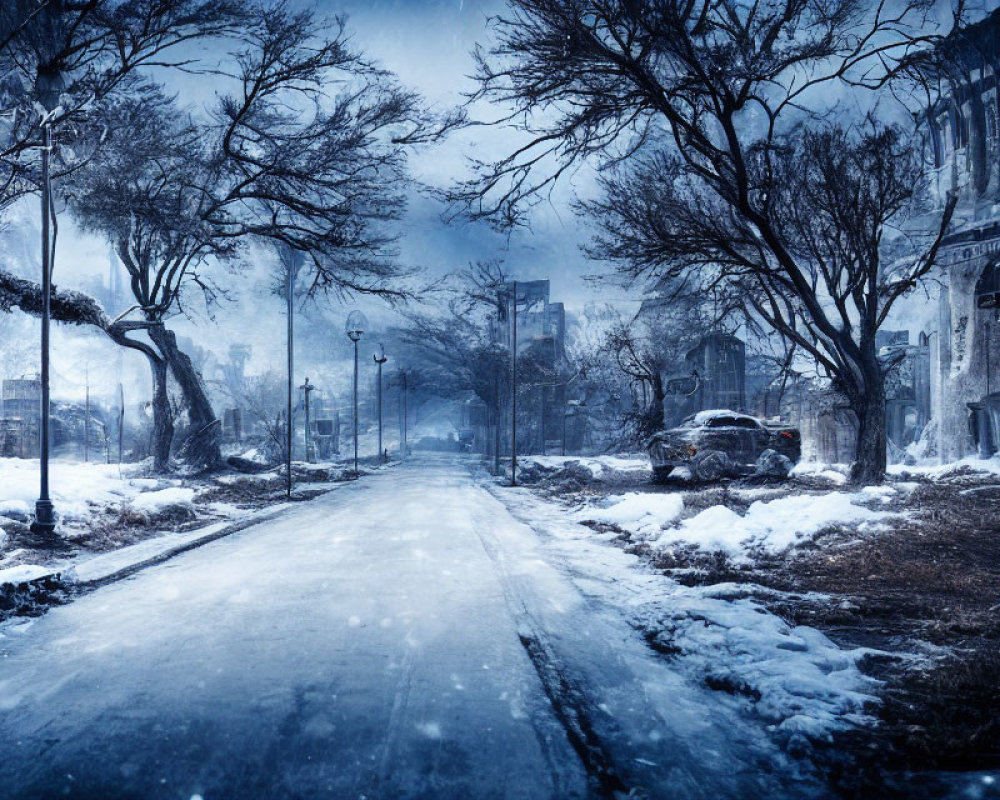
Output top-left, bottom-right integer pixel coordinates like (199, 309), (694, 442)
(0, 502), (298, 623)
(0, 459), (401, 618)
(72, 505), (292, 591)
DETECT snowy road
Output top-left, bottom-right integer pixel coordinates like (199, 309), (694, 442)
(0, 456), (818, 799)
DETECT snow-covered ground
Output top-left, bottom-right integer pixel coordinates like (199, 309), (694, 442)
(0, 455), (366, 587)
(888, 454), (1000, 478)
(494, 483), (880, 744)
(0, 458), (164, 522)
(793, 454), (1000, 482)
(517, 453), (651, 480)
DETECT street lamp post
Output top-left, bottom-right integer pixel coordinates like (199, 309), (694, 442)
(400, 369), (408, 459)
(31, 67), (65, 536)
(280, 246), (303, 498)
(345, 311), (368, 476)
(511, 280), (518, 486)
(373, 344), (387, 464)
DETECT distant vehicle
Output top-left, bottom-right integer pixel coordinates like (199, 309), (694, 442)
(647, 410), (801, 483)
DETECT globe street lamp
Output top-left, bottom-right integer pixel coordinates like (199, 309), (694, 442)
(345, 310), (368, 476)
(373, 344), (388, 464)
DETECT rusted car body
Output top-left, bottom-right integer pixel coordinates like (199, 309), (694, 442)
(647, 410), (801, 482)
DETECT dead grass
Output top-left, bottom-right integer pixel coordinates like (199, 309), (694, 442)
(540, 467), (1000, 793)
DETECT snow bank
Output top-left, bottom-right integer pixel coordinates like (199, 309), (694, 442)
(580, 489), (899, 561)
(796, 456), (1000, 482)
(0, 458), (147, 519)
(129, 487), (196, 514)
(513, 491), (879, 740)
(790, 462), (848, 485)
(659, 492), (896, 559)
(0, 499), (30, 518)
(0, 564), (52, 584)
(580, 493), (684, 536)
(889, 455), (1000, 479)
(656, 587), (876, 737)
(520, 454), (650, 479)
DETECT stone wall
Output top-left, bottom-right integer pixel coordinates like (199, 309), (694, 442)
(935, 250), (1000, 460)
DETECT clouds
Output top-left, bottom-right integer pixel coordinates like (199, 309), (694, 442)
(312, 0), (607, 311)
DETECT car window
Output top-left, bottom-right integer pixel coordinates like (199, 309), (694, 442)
(705, 416), (759, 429)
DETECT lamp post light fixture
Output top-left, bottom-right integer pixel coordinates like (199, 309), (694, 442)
(373, 344), (388, 464)
(345, 310), (368, 476)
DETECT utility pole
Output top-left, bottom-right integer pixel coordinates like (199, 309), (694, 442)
(300, 377), (315, 463)
(402, 370), (408, 459)
(511, 281), (518, 486)
(374, 345), (387, 463)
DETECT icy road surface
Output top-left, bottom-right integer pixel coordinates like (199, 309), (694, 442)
(0, 456), (818, 799)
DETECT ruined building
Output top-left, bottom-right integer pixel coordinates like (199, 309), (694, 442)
(0, 378), (39, 458)
(662, 333), (746, 426)
(490, 280), (573, 455)
(920, 9), (1000, 459)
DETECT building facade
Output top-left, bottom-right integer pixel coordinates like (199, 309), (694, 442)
(922, 9), (1000, 460)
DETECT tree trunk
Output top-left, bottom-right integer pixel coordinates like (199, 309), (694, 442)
(849, 370), (887, 486)
(649, 372), (665, 430)
(148, 324), (222, 472)
(107, 322), (174, 473)
(150, 356), (173, 472)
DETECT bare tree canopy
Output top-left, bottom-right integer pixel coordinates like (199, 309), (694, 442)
(0, 0), (245, 207)
(449, 0), (966, 483)
(52, 5), (453, 472)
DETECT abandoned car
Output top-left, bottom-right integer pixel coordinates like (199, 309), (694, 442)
(647, 410), (801, 482)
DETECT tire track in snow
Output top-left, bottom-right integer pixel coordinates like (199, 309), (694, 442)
(471, 509), (634, 800)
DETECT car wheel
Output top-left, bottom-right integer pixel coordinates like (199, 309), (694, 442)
(754, 448), (793, 479)
(652, 466), (674, 484)
(691, 450), (732, 482)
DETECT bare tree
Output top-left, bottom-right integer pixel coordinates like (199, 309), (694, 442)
(63, 6), (446, 472)
(450, 0), (963, 483)
(393, 262), (513, 413)
(0, 0), (244, 209)
(590, 121), (954, 479)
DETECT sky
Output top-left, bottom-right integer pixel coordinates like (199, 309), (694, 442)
(307, 0), (618, 310)
(0, 0), (618, 410)
(3, 0), (995, 408)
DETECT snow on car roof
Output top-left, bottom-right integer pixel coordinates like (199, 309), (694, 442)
(690, 409), (756, 424)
